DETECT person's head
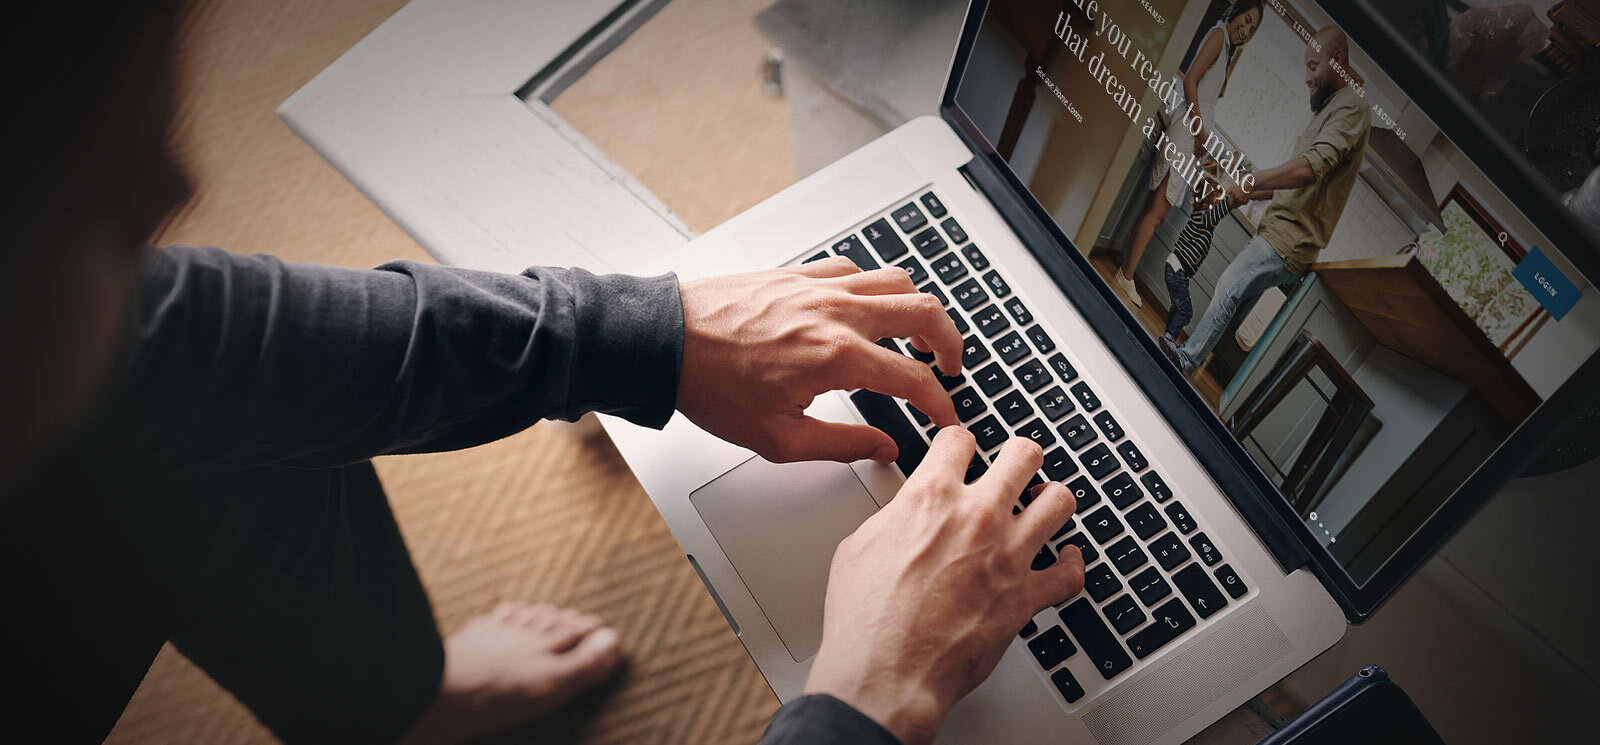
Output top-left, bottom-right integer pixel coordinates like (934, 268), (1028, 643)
(1224, 0), (1264, 46)
(0, 1), (190, 490)
(1304, 26), (1352, 112)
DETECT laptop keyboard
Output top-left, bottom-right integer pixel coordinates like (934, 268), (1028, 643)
(806, 189), (1253, 707)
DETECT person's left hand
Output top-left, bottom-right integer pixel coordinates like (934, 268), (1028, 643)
(1226, 183), (1250, 208)
(676, 257), (963, 464)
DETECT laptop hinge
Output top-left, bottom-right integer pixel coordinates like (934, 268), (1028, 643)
(956, 156), (1312, 576)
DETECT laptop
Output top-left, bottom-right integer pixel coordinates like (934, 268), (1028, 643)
(605, 1), (1600, 743)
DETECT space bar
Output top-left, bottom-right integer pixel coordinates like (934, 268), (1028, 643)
(849, 390), (928, 476)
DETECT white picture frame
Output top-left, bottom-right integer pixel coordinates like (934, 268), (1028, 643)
(279, 0), (690, 275)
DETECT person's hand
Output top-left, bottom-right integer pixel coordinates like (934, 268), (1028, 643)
(804, 429), (1087, 745)
(677, 257), (963, 463)
(1226, 183), (1250, 208)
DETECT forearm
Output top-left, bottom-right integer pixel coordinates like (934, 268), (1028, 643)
(109, 246), (683, 471)
(1247, 157), (1315, 193)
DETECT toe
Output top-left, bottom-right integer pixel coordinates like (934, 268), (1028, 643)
(554, 626), (624, 689)
(544, 612), (604, 653)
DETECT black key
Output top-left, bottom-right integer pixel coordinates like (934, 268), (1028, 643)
(1047, 352), (1079, 383)
(876, 338), (903, 356)
(912, 227), (947, 258)
(1057, 532), (1098, 565)
(1027, 325), (1057, 354)
(906, 403), (930, 427)
(861, 218), (906, 259)
(1026, 625), (1076, 670)
(1173, 562), (1228, 619)
(891, 202), (928, 233)
(982, 270), (1013, 298)
(931, 251), (968, 284)
(1106, 536), (1149, 575)
(1059, 598), (1132, 679)
(1128, 598), (1196, 659)
(850, 390), (927, 476)
(1043, 447), (1079, 481)
(965, 454), (989, 485)
(1016, 419), (1057, 449)
(1032, 545), (1058, 570)
(1117, 441), (1149, 472)
(961, 335), (991, 368)
(1093, 411), (1124, 442)
(1004, 297), (1034, 326)
(973, 304), (1010, 338)
(1127, 503), (1166, 541)
(962, 243), (990, 271)
(994, 390), (1031, 425)
(919, 282), (949, 310)
(971, 415), (1007, 451)
(1014, 359), (1051, 393)
(1079, 443), (1119, 480)
(1070, 381), (1102, 412)
(1150, 532), (1191, 571)
(1130, 566), (1172, 606)
(804, 250), (830, 263)
(1036, 386), (1074, 422)
(941, 217), (969, 244)
(974, 362), (1011, 397)
(897, 256), (929, 286)
(1190, 532), (1222, 567)
(995, 331), (1029, 365)
(1141, 471), (1173, 503)
(1019, 618), (1038, 638)
(1050, 667), (1086, 703)
(1215, 564), (1248, 599)
(1083, 506), (1125, 544)
(1101, 472), (1143, 510)
(1058, 415), (1096, 450)
(1083, 563), (1122, 602)
(1065, 475), (1101, 512)
(952, 387), (987, 423)
(833, 234), (879, 270)
(951, 277), (989, 310)
(1104, 594), (1147, 635)
(907, 343), (935, 365)
(935, 370), (965, 392)
(946, 308), (969, 335)
(919, 191), (947, 218)
(1165, 501), (1196, 534)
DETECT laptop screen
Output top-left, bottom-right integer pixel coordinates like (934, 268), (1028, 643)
(953, 0), (1600, 585)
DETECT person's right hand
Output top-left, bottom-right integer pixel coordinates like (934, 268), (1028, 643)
(803, 428), (1086, 745)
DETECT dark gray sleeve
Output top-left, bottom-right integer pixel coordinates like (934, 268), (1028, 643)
(110, 245), (682, 471)
(758, 695), (903, 745)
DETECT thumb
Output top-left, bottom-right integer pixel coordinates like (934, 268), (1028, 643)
(767, 416), (899, 464)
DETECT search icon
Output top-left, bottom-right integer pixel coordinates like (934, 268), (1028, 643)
(1497, 231), (1508, 247)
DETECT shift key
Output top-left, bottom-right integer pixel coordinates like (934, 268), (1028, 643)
(1127, 598), (1196, 659)
(1059, 599), (1132, 680)
(849, 390), (927, 476)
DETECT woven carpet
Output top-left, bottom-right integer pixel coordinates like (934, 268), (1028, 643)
(107, 0), (794, 743)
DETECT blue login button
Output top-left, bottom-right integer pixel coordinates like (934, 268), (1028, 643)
(1513, 247), (1580, 321)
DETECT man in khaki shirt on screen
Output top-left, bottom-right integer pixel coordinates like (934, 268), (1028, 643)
(1163, 25), (1372, 375)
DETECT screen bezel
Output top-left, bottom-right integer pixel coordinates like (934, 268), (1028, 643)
(939, 0), (1600, 621)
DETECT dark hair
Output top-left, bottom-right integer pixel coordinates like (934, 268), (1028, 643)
(1225, 0), (1265, 23)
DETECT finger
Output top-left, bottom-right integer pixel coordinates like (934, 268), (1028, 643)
(789, 255), (860, 279)
(904, 426), (977, 492)
(980, 437), (1044, 507)
(765, 415), (897, 464)
(850, 294), (964, 376)
(1017, 482), (1077, 551)
(832, 340), (958, 427)
(832, 265), (919, 296)
(1031, 544), (1086, 610)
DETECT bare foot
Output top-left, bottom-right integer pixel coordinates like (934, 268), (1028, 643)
(400, 602), (625, 745)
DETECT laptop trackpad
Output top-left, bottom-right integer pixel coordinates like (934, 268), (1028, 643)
(689, 457), (879, 663)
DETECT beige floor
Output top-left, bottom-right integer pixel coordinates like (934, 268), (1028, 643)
(109, 1), (793, 743)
